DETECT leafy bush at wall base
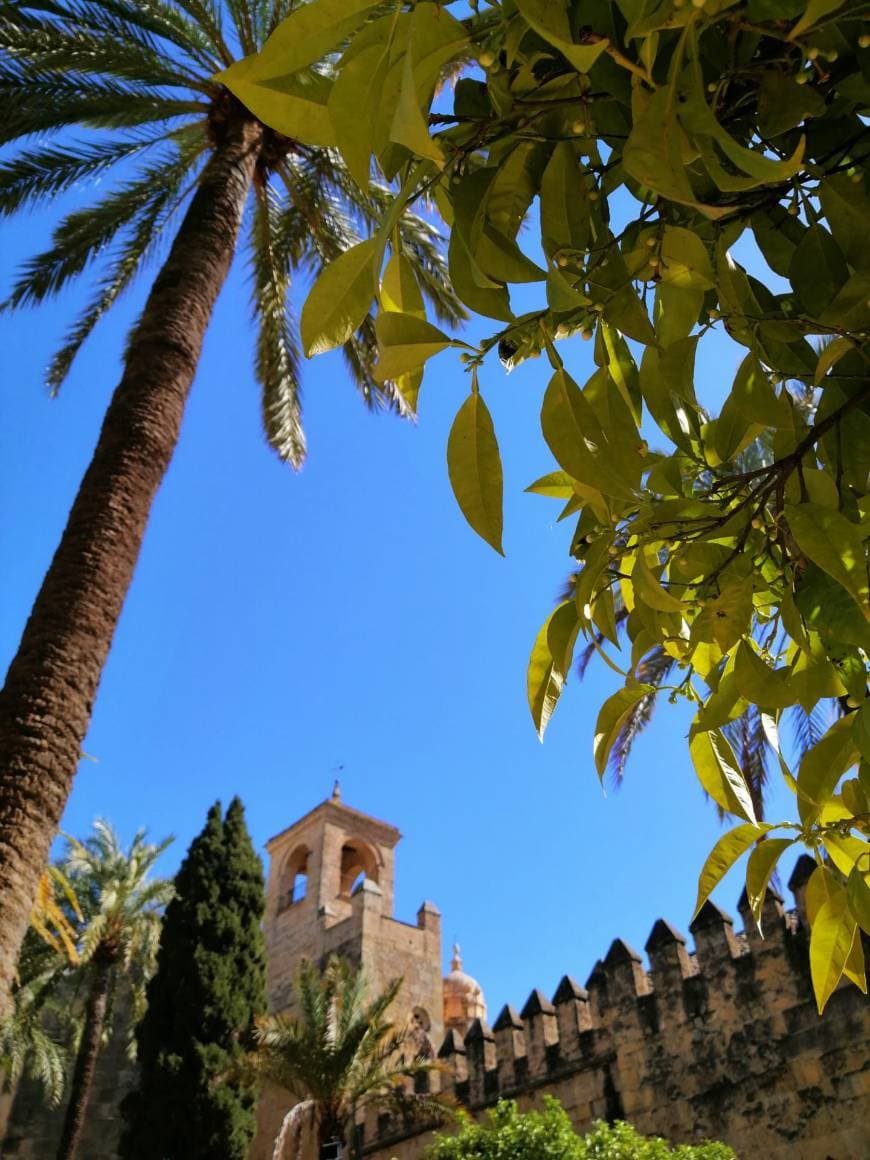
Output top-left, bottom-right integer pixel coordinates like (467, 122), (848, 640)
(222, 0), (870, 1015)
(424, 1098), (735, 1159)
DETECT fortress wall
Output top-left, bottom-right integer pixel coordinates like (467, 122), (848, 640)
(363, 870), (870, 1160)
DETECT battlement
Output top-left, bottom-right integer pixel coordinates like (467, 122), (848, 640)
(363, 857), (870, 1160)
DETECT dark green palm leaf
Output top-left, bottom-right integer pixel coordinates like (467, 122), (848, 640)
(47, 132), (209, 392)
(4, 139), (206, 309)
(0, 69), (206, 143)
(0, 135), (161, 217)
(0, 7), (205, 89)
(251, 180), (305, 467)
(69, 0), (222, 71)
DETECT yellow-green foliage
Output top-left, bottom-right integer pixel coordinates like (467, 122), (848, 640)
(426, 1098), (735, 1160)
(223, 0), (870, 1014)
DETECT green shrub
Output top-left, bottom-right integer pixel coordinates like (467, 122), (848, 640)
(425, 1098), (735, 1160)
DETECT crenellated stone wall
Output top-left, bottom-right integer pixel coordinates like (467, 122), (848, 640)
(361, 862), (870, 1160)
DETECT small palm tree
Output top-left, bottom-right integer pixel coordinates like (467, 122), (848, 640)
(0, 932), (71, 1109)
(0, 0), (463, 1013)
(251, 956), (447, 1159)
(54, 822), (173, 1160)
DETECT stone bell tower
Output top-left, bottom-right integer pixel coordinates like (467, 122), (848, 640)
(254, 787), (445, 1159)
(263, 784), (444, 1039)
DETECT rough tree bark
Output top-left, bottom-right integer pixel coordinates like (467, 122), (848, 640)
(0, 104), (264, 1017)
(55, 951), (114, 1160)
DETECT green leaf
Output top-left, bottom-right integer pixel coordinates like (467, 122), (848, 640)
(795, 563), (870, 652)
(390, 39), (442, 164)
(730, 354), (793, 429)
(758, 70), (824, 137)
(447, 390), (504, 555)
(218, 0), (382, 86)
(329, 44), (390, 188)
(387, 2), (467, 168)
(653, 282), (703, 347)
(790, 0), (847, 40)
(528, 603), (579, 739)
(373, 312), (453, 381)
(680, 50), (807, 188)
(734, 640), (793, 710)
(786, 503), (869, 614)
(690, 729), (758, 823)
(221, 69), (336, 148)
(691, 581), (754, 654)
(797, 716), (859, 821)
(819, 175), (870, 271)
(789, 225), (850, 317)
(694, 824), (769, 917)
(301, 239), (379, 356)
(525, 471), (576, 499)
(624, 87), (731, 219)
(659, 226), (714, 290)
(381, 254), (425, 318)
(810, 888), (857, 1014)
(541, 370), (638, 501)
(632, 551), (685, 613)
(540, 142), (592, 259)
(855, 703), (870, 764)
(594, 683), (655, 779)
(814, 336), (854, 385)
(847, 867), (870, 937)
(746, 838), (794, 930)
(515, 0), (610, 72)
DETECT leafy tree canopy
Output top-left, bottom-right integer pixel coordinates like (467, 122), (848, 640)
(426, 1098), (734, 1159)
(226, 0), (870, 1015)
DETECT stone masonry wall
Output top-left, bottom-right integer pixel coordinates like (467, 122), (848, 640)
(362, 872), (870, 1160)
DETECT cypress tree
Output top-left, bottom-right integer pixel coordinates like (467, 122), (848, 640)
(120, 798), (266, 1159)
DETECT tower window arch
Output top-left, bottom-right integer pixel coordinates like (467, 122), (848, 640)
(339, 839), (379, 897)
(279, 844), (310, 911)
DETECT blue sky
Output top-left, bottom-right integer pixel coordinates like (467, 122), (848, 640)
(1, 187), (801, 1021)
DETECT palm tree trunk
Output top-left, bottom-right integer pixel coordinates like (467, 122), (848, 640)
(55, 953), (113, 1160)
(0, 103), (264, 1017)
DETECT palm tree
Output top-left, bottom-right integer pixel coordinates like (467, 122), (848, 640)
(1, 931), (71, 1110)
(54, 821), (172, 1160)
(251, 956), (447, 1159)
(0, 0), (462, 1015)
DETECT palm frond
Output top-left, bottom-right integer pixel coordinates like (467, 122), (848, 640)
(4, 138), (205, 309)
(169, 0), (233, 66)
(67, 0), (222, 72)
(46, 127), (209, 391)
(0, 67), (206, 143)
(0, 135), (158, 217)
(605, 645), (676, 785)
(723, 703), (770, 821)
(251, 179), (305, 467)
(223, 0), (258, 55)
(787, 701), (834, 760)
(0, 6), (207, 90)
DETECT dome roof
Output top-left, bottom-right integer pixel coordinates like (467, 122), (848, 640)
(443, 944), (487, 1034)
